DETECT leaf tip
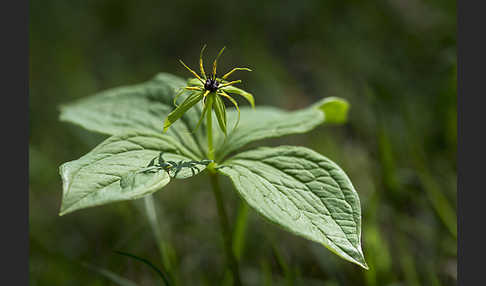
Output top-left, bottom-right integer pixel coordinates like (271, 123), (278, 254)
(316, 97), (350, 124)
(356, 258), (369, 270)
(352, 247), (369, 270)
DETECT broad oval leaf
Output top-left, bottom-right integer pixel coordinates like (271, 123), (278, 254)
(59, 73), (349, 161)
(120, 168), (170, 195)
(153, 153), (213, 179)
(59, 132), (203, 216)
(59, 73), (206, 159)
(219, 146), (367, 269)
(215, 97), (350, 160)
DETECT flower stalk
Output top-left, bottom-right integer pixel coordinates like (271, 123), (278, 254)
(209, 171), (242, 286)
(165, 46), (249, 285)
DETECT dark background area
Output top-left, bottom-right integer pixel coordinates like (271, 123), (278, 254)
(29, 0), (456, 285)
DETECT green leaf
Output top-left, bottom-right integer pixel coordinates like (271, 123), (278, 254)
(219, 146), (367, 269)
(163, 91), (204, 132)
(215, 97), (350, 160)
(119, 167), (170, 195)
(318, 97), (350, 124)
(59, 73), (206, 159)
(161, 155), (212, 179)
(59, 132), (199, 216)
(59, 73), (350, 162)
(213, 94), (227, 135)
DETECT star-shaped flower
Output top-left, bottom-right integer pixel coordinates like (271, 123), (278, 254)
(163, 45), (254, 135)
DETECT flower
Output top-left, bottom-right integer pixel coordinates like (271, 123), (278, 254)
(163, 45), (254, 135)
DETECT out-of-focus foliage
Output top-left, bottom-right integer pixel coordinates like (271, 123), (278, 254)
(29, 0), (456, 285)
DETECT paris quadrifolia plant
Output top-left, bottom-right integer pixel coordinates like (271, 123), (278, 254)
(58, 45), (368, 284)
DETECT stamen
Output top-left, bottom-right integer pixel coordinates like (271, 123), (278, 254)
(222, 67), (252, 80)
(179, 59), (204, 83)
(212, 46), (226, 78)
(219, 80), (242, 88)
(185, 86), (203, 90)
(199, 45), (207, 79)
(218, 90), (241, 131)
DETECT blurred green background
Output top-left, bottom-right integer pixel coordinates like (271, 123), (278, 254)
(29, 0), (456, 285)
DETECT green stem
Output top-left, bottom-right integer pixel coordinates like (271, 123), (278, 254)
(209, 172), (242, 286)
(206, 95), (214, 160)
(206, 93), (242, 285)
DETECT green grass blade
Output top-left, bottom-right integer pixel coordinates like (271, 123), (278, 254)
(272, 245), (294, 286)
(115, 250), (171, 286)
(260, 259), (273, 286)
(144, 195), (176, 280)
(232, 201), (249, 261)
(81, 262), (139, 286)
(416, 166), (457, 239)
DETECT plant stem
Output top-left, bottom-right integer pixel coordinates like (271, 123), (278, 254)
(206, 95), (214, 160)
(206, 93), (242, 285)
(209, 172), (242, 286)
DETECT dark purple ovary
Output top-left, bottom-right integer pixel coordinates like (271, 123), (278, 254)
(204, 78), (219, 92)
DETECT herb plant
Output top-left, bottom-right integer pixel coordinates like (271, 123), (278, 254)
(58, 47), (368, 284)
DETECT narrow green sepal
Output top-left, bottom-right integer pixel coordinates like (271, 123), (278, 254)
(194, 94), (212, 131)
(163, 91), (205, 132)
(213, 94), (227, 136)
(218, 90), (240, 132)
